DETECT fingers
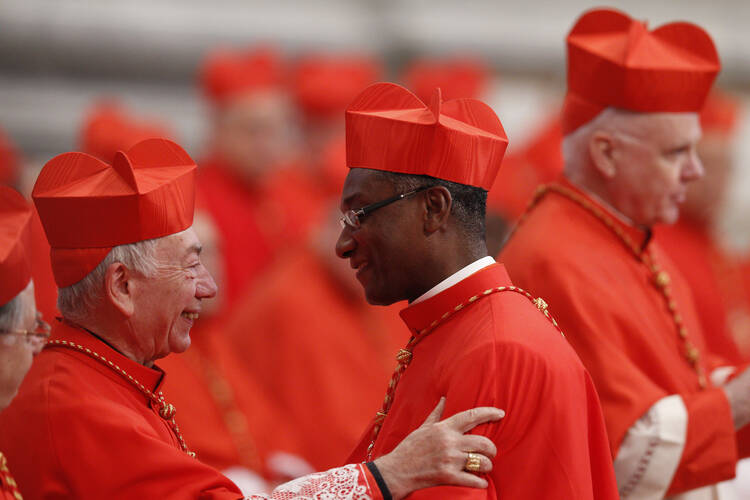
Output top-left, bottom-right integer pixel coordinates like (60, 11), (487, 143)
(460, 434), (497, 458)
(420, 397), (446, 426)
(444, 472), (489, 490)
(444, 406), (506, 433)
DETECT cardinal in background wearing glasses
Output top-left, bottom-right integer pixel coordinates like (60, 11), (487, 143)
(500, 8), (750, 499)
(336, 81), (618, 499)
(0, 186), (47, 500)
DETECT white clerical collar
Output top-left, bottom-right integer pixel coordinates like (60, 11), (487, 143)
(412, 256), (496, 304)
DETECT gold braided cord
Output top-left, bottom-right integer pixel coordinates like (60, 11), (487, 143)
(517, 184), (707, 388)
(366, 284), (562, 460)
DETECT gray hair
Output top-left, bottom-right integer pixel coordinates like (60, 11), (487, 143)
(562, 107), (635, 176)
(57, 239), (160, 323)
(0, 293), (24, 332)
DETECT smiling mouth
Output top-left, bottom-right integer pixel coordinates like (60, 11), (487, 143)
(181, 312), (200, 321)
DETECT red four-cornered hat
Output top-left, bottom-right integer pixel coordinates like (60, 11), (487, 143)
(0, 186), (32, 306)
(292, 54), (382, 120)
(345, 82), (508, 191)
(80, 101), (173, 163)
(200, 47), (284, 106)
(563, 7), (720, 134)
(32, 138), (197, 288)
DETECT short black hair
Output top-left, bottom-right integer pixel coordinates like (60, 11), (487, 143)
(376, 170), (487, 240)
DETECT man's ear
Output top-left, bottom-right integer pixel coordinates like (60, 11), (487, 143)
(104, 262), (135, 318)
(589, 131), (618, 179)
(423, 186), (452, 234)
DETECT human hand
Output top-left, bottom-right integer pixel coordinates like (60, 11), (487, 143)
(373, 397), (505, 500)
(723, 366), (750, 429)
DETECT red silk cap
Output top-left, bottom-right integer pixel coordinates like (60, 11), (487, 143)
(201, 47), (284, 106)
(292, 54), (382, 120)
(563, 8), (720, 134)
(0, 186), (32, 306)
(32, 138), (197, 288)
(700, 91), (739, 135)
(81, 101), (173, 163)
(0, 128), (19, 186)
(346, 82), (508, 191)
(404, 58), (489, 103)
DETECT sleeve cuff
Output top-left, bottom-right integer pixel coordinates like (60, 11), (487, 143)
(366, 462), (393, 500)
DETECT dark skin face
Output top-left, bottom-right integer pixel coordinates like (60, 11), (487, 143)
(335, 168), (482, 305)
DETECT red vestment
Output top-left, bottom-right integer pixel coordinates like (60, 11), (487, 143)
(657, 219), (750, 363)
(159, 317), (308, 479)
(0, 453), (21, 500)
(198, 158), (325, 307)
(224, 247), (406, 470)
(500, 180), (745, 494)
(0, 321), (382, 500)
(348, 264), (618, 499)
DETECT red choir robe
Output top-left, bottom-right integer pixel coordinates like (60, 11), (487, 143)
(159, 317), (308, 479)
(28, 208), (58, 321)
(500, 180), (747, 494)
(224, 246), (406, 471)
(0, 453), (21, 500)
(0, 320), (382, 500)
(348, 263), (619, 499)
(657, 219), (750, 364)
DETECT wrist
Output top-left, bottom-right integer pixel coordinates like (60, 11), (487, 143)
(372, 455), (408, 500)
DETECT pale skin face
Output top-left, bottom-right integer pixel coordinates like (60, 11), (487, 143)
(0, 280), (43, 410)
(589, 112), (704, 226)
(212, 89), (297, 184)
(103, 227), (218, 366)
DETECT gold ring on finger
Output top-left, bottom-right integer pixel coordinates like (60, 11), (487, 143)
(464, 452), (482, 472)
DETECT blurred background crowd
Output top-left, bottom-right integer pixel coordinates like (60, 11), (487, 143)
(2, 0), (750, 494)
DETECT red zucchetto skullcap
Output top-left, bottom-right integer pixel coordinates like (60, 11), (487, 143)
(292, 54), (382, 120)
(201, 47), (284, 106)
(32, 138), (197, 288)
(700, 91), (739, 136)
(81, 101), (173, 163)
(346, 82), (508, 191)
(563, 8), (720, 134)
(0, 186), (32, 306)
(0, 128), (19, 186)
(404, 58), (489, 103)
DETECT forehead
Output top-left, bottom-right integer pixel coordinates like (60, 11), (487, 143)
(155, 227), (201, 259)
(340, 168), (392, 204)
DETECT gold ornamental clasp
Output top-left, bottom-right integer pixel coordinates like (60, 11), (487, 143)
(533, 297), (549, 312)
(159, 403), (177, 420)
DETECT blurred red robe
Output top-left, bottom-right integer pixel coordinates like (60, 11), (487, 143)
(225, 246), (406, 470)
(348, 263), (619, 499)
(500, 180), (746, 495)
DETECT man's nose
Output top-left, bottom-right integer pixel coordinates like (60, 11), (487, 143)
(196, 266), (218, 299)
(335, 226), (356, 259)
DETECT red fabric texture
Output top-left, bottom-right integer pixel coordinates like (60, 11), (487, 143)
(657, 220), (750, 363)
(0, 320), (244, 499)
(0, 186), (32, 306)
(345, 82), (508, 190)
(224, 247), (406, 470)
(32, 138), (196, 287)
(563, 8), (720, 134)
(500, 180), (741, 494)
(403, 57), (489, 102)
(80, 101), (173, 163)
(158, 317), (307, 478)
(348, 264), (618, 499)
(28, 208), (59, 321)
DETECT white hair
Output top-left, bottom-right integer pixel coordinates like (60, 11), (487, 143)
(0, 293), (24, 332)
(57, 238), (160, 323)
(562, 107), (639, 177)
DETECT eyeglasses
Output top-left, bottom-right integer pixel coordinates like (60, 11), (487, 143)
(339, 186), (431, 230)
(0, 312), (51, 346)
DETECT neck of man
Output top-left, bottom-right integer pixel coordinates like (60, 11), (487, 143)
(408, 239), (489, 303)
(566, 171), (638, 227)
(71, 316), (154, 368)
